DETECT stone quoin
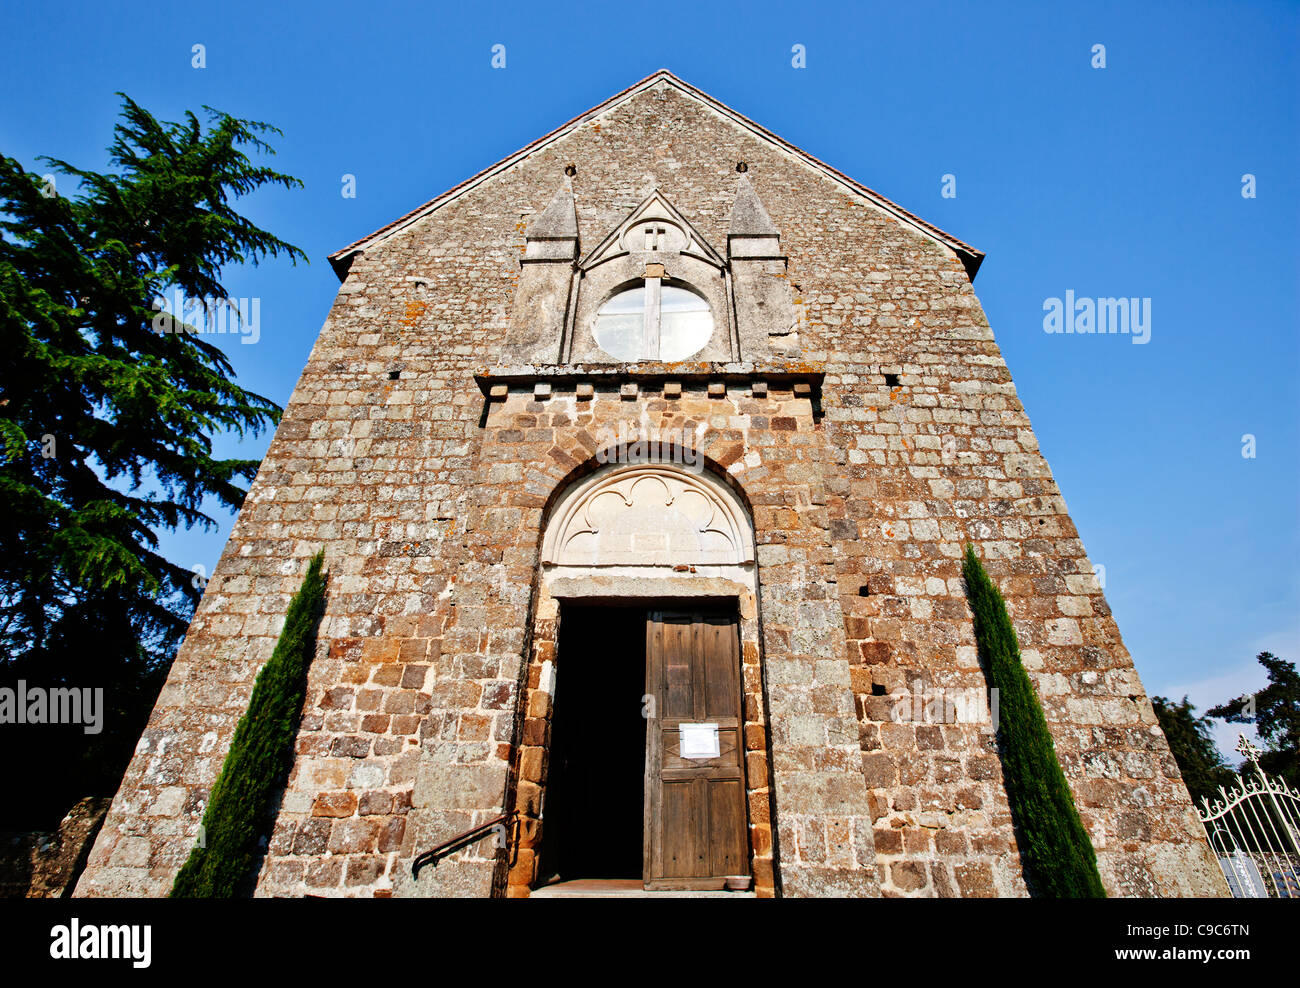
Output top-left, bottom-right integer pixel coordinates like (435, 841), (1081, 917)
(75, 71), (1227, 899)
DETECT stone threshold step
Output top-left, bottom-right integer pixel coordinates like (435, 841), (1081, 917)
(529, 878), (755, 899)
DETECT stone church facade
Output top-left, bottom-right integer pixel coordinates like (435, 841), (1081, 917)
(76, 71), (1226, 898)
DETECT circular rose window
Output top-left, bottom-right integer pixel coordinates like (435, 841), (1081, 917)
(593, 285), (713, 361)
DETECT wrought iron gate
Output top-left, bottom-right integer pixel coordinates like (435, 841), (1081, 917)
(1197, 736), (1300, 898)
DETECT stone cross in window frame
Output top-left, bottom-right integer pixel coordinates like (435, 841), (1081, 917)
(642, 261), (665, 359)
(643, 223), (666, 252)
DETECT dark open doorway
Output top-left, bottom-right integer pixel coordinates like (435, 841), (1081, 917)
(537, 605), (647, 883)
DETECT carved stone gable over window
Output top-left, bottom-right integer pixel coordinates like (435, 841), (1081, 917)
(501, 178), (799, 367)
(570, 189), (728, 363)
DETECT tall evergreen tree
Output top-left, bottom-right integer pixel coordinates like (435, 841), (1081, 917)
(171, 551), (325, 898)
(1208, 652), (1299, 789)
(0, 94), (305, 828)
(1150, 695), (1236, 807)
(961, 545), (1106, 897)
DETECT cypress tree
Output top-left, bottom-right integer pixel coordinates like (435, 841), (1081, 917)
(171, 551), (326, 897)
(961, 544), (1106, 897)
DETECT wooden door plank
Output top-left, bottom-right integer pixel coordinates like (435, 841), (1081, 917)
(643, 610), (658, 885)
(645, 607), (751, 889)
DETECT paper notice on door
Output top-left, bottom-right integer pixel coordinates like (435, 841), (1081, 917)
(679, 722), (720, 759)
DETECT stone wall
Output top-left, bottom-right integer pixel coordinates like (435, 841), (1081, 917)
(75, 75), (1225, 898)
(2, 797), (110, 898)
(477, 377), (873, 898)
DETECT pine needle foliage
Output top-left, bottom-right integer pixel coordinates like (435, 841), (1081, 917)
(1, 94), (305, 661)
(962, 544), (1106, 897)
(0, 95), (304, 827)
(171, 551), (325, 897)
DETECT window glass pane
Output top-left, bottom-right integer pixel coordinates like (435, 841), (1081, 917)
(601, 286), (647, 315)
(593, 287), (646, 361)
(593, 285), (713, 361)
(658, 286), (713, 360)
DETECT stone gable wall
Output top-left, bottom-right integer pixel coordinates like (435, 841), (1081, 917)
(75, 80), (1225, 898)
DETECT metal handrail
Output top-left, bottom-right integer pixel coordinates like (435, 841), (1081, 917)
(410, 810), (517, 879)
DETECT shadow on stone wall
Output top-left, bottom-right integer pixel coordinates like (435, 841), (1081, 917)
(0, 796), (111, 897)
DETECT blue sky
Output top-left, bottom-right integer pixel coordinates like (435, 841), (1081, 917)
(2, 1), (1295, 758)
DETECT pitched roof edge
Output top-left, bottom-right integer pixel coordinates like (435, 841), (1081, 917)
(327, 69), (984, 281)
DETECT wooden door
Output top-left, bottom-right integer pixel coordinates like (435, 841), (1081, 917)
(644, 609), (749, 889)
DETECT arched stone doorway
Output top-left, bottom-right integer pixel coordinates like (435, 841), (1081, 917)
(507, 462), (775, 896)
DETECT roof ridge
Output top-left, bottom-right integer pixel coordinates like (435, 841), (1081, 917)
(327, 69), (983, 279)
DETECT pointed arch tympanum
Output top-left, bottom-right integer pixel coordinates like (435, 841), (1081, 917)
(541, 463), (755, 568)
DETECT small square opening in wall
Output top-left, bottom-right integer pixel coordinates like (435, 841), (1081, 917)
(883, 373), (900, 388)
(858, 585), (871, 597)
(388, 370), (400, 380)
(871, 683), (888, 697)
